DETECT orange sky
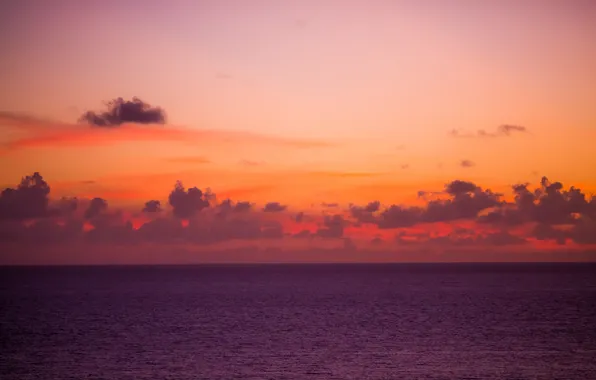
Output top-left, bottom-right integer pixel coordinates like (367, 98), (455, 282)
(0, 1), (595, 264)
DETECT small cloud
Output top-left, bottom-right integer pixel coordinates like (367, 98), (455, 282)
(396, 144), (406, 150)
(239, 159), (265, 167)
(216, 72), (233, 79)
(79, 97), (166, 127)
(263, 202), (287, 213)
(498, 124), (527, 135)
(80, 180), (96, 185)
(321, 202), (339, 208)
(460, 159), (475, 168)
(142, 200), (161, 213)
(400, 164), (409, 170)
(450, 124), (528, 138)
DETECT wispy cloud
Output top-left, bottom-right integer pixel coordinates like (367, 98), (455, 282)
(449, 124), (529, 138)
(0, 112), (334, 152)
(460, 159), (475, 168)
(164, 156), (211, 164)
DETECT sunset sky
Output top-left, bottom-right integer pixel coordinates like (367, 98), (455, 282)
(1, 0), (595, 264)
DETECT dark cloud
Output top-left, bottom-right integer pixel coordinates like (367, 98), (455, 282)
(446, 180), (478, 195)
(2, 171), (595, 249)
(79, 97), (166, 127)
(423, 181), (501, 223)
(424, 231), (527, 247)
(321, 202), (339, 208)
(84, 198), (108, 219)
(350, 201), (381, 224)
(0, 172), (51, 220)
(234, 201), (252, 213)
(377, 205), (421, 229)
(263, 202), (287, 212)
(215, 199), (252, 218)
(533, 223), (567, 245)
(168, 181), (210, 219)
(481, 176), (595, 229)
(56, 197), (78, 216)
(137, 218), (184, 243)
(142, 200), (161, 213)
(261, 221), (284, 239)
(460, 159), (475, 168)
(316, 214), (345, 238)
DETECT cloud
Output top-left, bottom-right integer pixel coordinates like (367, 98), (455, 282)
(354, 180), (501, 227)
(263, 202), (287, 212)
(321, 202), (339, 208)
(168, 181), (210, 219)
(142, 200), (161, 213)
(316, 214), (345, 238)
(423, 181), (501, 222)
(0, 172), (52, 220)
(1, 171), (595, 252)
(79, 97), (166, 127)
(460, 159), (475, 168)
(376, 205), (421, 229)
(234, 201), (252, 213)
(498, 124), (527, 135)
(216, 72), (233, 79)
(449, 124), (528, 138)
(84, 197), (108, 219)
(239, 159), (265, 167)
(1, 118), (333, 153)
(445, 180), (478, 195)
(350, 201), (381, 224)
(423, 231), (527, 247)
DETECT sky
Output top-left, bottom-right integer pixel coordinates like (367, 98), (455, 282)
(1, 0), (595, 264)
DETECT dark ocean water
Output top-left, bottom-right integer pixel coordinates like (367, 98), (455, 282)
(1, 263), (596, 380)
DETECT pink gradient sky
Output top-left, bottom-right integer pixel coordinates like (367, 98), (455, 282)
(0, 1), (595, 263)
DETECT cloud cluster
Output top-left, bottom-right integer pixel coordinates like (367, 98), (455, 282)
(478, 177), (596, 244)
(0, 172), (52, 220)
(1, 172), (595, 250)
(79, 97), (166, 127)
(168, 181), (211, 219)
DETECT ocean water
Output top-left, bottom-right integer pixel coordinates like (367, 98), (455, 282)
(1, 263), (596, 380)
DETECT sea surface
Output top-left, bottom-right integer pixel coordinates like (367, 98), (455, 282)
(1, 263), (596, 380)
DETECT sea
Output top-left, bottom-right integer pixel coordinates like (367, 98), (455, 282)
(1, 263), (595, 380)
